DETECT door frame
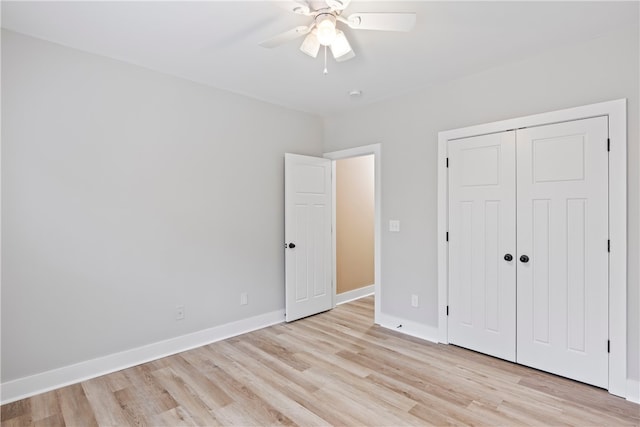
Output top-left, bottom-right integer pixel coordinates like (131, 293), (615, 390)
(437, 99), (627, 398)
(324, 144), (382, 323)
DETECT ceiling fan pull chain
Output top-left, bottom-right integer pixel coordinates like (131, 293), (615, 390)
(323, 45), (328, 75)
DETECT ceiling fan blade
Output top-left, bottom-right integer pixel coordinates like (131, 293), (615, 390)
(259, 25), (312, 48)
(341, 12), (416, 32)
(275, 0), (312, 16)
(326, 0), (351, 11)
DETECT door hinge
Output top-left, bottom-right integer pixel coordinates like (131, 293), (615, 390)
(446, 157), (449, 168)
(446, 305), (449, 316)
(608, 239), (610, 253)
(446, 231), (449, 242)
(608, 340), (610, 353)
(607, 138), (610, 152)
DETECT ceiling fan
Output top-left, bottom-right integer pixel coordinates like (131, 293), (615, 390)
(259, 0), (416, 71)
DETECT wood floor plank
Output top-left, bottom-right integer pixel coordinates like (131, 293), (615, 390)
(55, 383), (98, 427)
(151, 367), (221, 426)
(227, 339), (321, 394)
(2, 296), (639, 426)
(217, 342), (363, 426)
(123, 364), (178, 414)
(1, 398), (30, 421)
(165, 354), (234, 409)
(28, 390), (60, 423)
(1, 415), (33, 427)
(299, 353), (416, 413)
(81, 376), (131, 426)
(33, 412), (65, 427)
(113, 386), (156, 426)
(235, 330), (312, 373)
(195, 350), (296, 426)
(154, 406), (201, 426)
(211, 341), (330, 427)
(103, 370), (132, 393)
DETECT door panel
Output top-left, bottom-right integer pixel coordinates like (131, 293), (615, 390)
(448, 131), (517, 362)
(516, 117), (608, 388)
(567, 198), (587, 352)
(531, 198), (551, 344)
(285, 153), (332, 322)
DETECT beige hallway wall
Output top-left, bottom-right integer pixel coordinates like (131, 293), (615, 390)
(336, 155), (375, 294)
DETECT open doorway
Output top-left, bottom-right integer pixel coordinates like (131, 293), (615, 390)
(335, 155), (375, 302)
(324, 144), (381, 324)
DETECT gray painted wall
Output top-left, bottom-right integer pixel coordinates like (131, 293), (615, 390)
(2, 20), (639, 390)
(324, 25), (639, 380)
(1, 30), (323, 381)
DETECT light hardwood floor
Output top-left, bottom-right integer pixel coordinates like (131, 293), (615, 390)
(2, 296), (639, 426)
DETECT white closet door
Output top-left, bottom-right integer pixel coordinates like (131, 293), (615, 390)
(516, 117), (609, 388)
(448, 131), (517, 361)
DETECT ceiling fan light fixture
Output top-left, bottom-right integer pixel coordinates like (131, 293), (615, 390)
(260, 4), (417, 72)
(300, 32), (320, 58)
(315, 13), (337, 46)
(330, 30), (352, 60)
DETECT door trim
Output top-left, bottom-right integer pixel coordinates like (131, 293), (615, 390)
(324, 144), (382, 324)
(437, 99), (627, 398)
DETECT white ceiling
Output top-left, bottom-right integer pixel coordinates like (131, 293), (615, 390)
(2, 1), (638, 117)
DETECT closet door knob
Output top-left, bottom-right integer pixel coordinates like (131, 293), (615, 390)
(288, 243), (296, 249)
(504, 254), (513, 262)
(520, 255), (530, 263)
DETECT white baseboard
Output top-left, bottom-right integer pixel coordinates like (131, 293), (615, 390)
(336, 285), (375, 305)
(627, 378), (640, 403)
(1, 309), (284, 404)
(377, 312), (440, 343)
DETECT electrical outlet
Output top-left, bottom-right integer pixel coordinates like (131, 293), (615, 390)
(411, 294), (419, 308)
(176, 305), (185, 320)
(240, 292), (248, 306)
(389, 220), (400, 232)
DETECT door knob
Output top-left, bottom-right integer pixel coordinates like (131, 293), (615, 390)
(520, 255), (530, 263)
(504, 254), (513, 262)
(288, 243), (296, 249)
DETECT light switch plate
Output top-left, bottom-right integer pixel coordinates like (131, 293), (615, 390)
(389, 220), (400, 232)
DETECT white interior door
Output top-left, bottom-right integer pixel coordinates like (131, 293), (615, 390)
(284, 153), (333, 322)
(448, 131), (517, 361)
(516, 117), (609, 388)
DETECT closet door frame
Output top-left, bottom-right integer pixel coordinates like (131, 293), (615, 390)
(437, 99), (627, 398)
